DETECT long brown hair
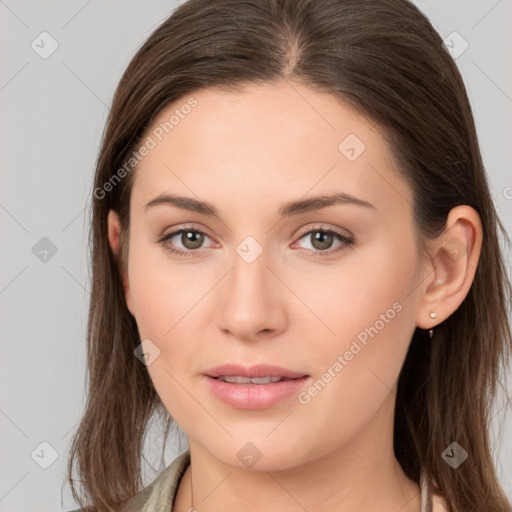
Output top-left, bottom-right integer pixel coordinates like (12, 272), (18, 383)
(67, 0), (512, 510)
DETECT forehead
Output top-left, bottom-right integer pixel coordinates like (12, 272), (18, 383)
(131, 81), (412, 218)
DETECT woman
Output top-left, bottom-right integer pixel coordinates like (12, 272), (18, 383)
(67, 0), (512, 511)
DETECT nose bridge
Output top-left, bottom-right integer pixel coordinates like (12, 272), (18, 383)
(216, 234), (285, 338)
(233, 238), (270, 295)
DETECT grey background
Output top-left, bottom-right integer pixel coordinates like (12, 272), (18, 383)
(0, 0), (511, 510)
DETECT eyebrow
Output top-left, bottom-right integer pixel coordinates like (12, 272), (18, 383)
(144, 192), (377, 217)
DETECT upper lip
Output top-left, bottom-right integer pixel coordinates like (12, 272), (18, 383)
(204, 364), (308, 379)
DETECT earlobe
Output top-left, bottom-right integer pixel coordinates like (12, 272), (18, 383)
(107, 210), (135, 316)
(416, 205), (482, 330)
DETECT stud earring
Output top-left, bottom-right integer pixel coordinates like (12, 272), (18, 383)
(428, 312), (436, 339)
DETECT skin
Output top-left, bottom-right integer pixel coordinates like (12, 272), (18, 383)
(108, 80), (481, 511)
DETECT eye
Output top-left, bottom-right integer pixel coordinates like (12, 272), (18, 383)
(293, 226), (354, 257)
(156, 226), (215, 257)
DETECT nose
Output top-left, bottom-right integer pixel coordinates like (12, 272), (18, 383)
(215, 244), (288, 342)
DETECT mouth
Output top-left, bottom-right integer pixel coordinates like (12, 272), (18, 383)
(202, 365), (310, 409)
(204, 363), (308, 380)
(211, 375), (303, 384)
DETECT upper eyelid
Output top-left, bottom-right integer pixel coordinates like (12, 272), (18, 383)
(295, 223), (353, 238)
(162, 224), (215, 242)
(161, 223), (352, 240)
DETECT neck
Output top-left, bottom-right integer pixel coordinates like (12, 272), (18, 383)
(173, 393), (421, 512)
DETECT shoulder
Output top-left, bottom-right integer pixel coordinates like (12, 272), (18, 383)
(431, 493), (449, 512)
(420, 469), (449, 512)
(121, 450), (191, 512)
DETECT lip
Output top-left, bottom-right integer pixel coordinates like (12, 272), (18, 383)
(203, 363), (308, 379)
(202, 364), (310, 410)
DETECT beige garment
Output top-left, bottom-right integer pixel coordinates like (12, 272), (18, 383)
(117, 450), (448, 512)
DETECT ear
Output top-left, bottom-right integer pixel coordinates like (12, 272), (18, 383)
(107, 210), (135, 316)
(415, 205), (483, 330)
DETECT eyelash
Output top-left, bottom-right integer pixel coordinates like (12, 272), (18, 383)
(156, 224), (354, 258)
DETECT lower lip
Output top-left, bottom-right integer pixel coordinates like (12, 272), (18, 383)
(204, 375), (310, 410)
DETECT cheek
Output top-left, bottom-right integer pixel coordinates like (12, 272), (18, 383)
(293, 246), (417, 417)
(286, 241), (417, 350)
(292, 299), (415, 461)
(127, 242), (215, 408)
(127, 239), (209, 338)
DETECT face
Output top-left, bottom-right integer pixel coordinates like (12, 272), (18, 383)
(109, 80), (427, 471)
